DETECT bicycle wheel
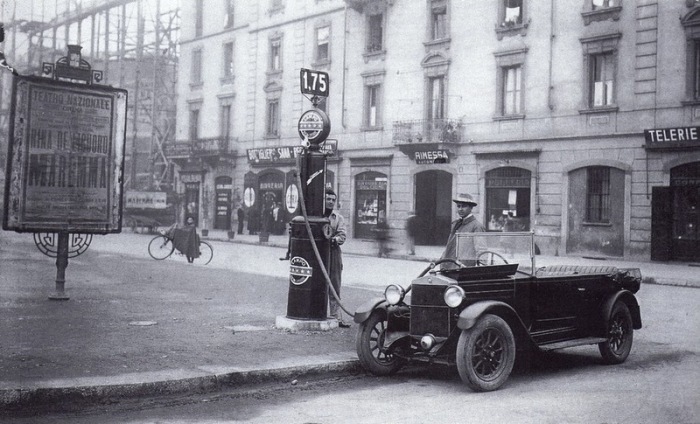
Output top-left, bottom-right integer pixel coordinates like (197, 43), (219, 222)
(194, 241), (213, 265)
(148, 236), (174, 260)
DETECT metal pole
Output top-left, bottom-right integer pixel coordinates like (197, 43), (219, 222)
(49, 232), (70, 300)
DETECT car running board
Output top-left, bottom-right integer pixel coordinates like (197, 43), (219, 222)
(539, 337), (607, 351)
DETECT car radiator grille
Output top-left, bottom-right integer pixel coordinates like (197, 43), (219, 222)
(411, 284), (453, 338)
(410, 306), (452, 338)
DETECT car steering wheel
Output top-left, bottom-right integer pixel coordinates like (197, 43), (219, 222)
(476, 250), (509, 266)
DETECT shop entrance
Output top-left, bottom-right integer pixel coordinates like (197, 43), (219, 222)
(415, 170), (452, 245)
(354, 171), (388, 239)
(652, 162), (700, 262)
(214, 176), (232, 230)
(184, 182), (200, 226)
(485, 167), (531, 231)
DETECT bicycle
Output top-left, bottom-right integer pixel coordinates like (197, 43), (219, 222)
(148, 228), (213, 265)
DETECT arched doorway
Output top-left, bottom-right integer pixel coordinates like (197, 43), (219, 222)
(415, 170), (452, 245)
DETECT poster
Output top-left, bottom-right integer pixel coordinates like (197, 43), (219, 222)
(3, 76), (128, 233)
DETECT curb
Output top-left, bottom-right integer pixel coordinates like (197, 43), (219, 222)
(0, 360), (362, 411)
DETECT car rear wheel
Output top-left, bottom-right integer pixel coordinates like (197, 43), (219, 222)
(356, 311), (405, 376)
(599, 301), (633, 364)
(456, 314), (516, 392)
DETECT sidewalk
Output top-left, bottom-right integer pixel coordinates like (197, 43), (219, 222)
(1, 229), (698, 412)
(206, 229), (700, 288)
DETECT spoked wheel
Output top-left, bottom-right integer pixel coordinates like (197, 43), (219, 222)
(456, 314), (516, 392)
(476, 251), (509, 266)
(356, 311), (405, 376)
(148, 236), (174, 260)
(599, 301), (633, 364)
(193, 241), (213, 265)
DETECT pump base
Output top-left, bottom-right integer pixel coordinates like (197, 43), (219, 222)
(275, 315), (339, 332)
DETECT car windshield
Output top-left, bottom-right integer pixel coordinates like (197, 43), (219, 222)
(454, 231), (535, 275)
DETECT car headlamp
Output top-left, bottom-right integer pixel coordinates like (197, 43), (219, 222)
(384, 284), (406, 306)
(444, 285), (465, 308)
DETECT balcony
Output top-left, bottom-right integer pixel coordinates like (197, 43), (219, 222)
(344, 0), (393, 13)
(393, 119), (465, 158)
(164, 136), (237, 167)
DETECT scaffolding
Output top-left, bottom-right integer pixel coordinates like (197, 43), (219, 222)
(0, 0), (180, 191)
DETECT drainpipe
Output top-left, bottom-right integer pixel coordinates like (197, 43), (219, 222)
(548, 0), (555, 111)
(341, 5), (348, 129)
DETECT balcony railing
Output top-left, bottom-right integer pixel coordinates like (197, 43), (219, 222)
(392, 119), (465, 145)
(164, 136), (236, 158)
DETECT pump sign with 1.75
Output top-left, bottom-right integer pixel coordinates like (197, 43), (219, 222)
(300, 68), (329, 97)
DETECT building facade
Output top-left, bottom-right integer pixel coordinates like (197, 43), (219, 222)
(171, 0), (700, 262)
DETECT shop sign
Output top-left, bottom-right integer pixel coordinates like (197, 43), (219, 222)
(180, 173), (202, 183)
(413, 149), (450, 164)
(260, 181), (284, 190)
(247, 142), (337, 165)
(357, 180), (387, 191)
(644, 126), (700, 150)
(125, 191), (167, 209)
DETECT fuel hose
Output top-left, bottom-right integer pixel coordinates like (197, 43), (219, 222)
(292, 153), (355, 319)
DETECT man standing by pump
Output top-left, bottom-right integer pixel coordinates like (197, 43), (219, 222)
(441, 193), (485, 267)
(324, 188), (349, 328)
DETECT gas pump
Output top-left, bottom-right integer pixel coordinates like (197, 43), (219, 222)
(285, 105), (333, 321)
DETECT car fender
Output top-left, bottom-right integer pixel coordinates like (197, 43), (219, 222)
(457, 301), (530, 345)
(602, 290), (642, 330)
(353, 297), (386, 324)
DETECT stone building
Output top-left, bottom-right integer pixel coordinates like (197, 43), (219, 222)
(171, 0), (700, 262)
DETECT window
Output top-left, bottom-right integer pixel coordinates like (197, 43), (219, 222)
(367, 14), (384, 53)
(224, 0), (234, 28)
(586, 167), (610, 223)
(266, 99), (280, 137)
(590, 53), (614, 107)
(682, 8), (700, 103)
(221, 104), (232, 140)
(494, 48), (527, 118)
(503, 0), (522, 25)
(195, 0), (203, 37)
(503, 66), (522, 115)
(191, 49), (203, 84)
(365, 85), (381, 128)
(189, 109), (200, 141)
(431, 4), (447, 40)
(428, 76), (445, 121)
(580, 33), (620, 111)
(223, 42), (234, 80)
(694, 41), (700, 100)
(269, 38), (281, 72)
(592, 0), (616, 9)
(316, 25), (330, 63)
(496, 0), (528, 39)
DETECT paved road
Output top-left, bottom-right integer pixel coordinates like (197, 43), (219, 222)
(6, 276), (700, 423)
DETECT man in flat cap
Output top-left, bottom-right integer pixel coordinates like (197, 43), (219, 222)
(440, 193), (485, 267)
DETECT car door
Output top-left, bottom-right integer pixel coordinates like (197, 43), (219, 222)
(530, 276), (579, 344)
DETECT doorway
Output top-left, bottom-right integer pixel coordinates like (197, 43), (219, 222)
(415, 170), (452, 245)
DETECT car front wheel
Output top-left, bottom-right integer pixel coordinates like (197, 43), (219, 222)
(356, 311), (405, 376)
(599, 301), (633, 364)
(456, 314), (516, 392)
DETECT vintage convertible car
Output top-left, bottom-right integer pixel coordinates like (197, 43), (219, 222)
(353, 232), (642, 392)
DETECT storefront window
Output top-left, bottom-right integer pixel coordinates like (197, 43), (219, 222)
(485, 167), (531, 231)
(354, 171), (387, 239)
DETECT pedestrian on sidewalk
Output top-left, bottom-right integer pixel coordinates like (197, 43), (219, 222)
(237, 206), (245, 234)
(324, 188), (350, 328)
(373, 216), (391, 258)
(441, 193), (485, 268)
(406, 210), (418, 255)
